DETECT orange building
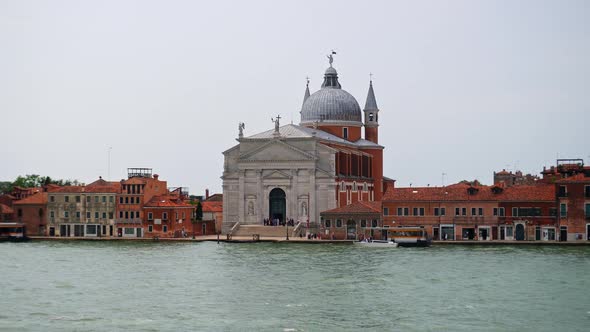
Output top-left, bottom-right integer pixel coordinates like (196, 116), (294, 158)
(143, 194), (195, 238)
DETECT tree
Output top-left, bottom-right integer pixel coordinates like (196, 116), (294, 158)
(0, 181), (13, 195)
(10, 174), (80, 189)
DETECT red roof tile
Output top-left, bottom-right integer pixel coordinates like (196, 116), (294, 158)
(13, 192), (48, 205)
(383, 182), (554, 202)
(322, 201), (381, 214)
(556, 173), (590, 183)
(202, 201), (222, 213)
(144, 195), (194, 208)
(0, 203), (14, 214)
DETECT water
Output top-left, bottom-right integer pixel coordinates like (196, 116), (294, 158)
(1, 241), (589, 331)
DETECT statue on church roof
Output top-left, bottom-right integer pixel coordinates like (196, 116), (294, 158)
(238, 122), (245, 138)
(271, 115), (281, 134)
(327, 50), (336, 67)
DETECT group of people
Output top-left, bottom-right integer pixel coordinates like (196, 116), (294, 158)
(263, 217), (295, 227)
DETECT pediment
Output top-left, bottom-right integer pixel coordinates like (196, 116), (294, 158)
(240, 139), (316, 162)
(263, 170), (292, 180)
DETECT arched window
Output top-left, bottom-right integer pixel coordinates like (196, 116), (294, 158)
(340, 181), (346, 192)
(371, 220), (378, 228)
(353, 182), (357, 191)
(360, 220), (367, 228)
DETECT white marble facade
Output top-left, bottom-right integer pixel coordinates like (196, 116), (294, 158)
(222, 125), (337, 232)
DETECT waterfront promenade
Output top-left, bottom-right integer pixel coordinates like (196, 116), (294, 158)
(27, 236), (590, 245)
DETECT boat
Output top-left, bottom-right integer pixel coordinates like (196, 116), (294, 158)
(355, 239), (398, 247)
(0, 222), (30, 242)
(387, 227), (431, 247)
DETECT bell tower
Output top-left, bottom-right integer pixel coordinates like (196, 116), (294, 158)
(363, 79), (379, 143)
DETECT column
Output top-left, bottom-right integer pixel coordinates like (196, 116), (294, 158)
(238, 170), (245, 224)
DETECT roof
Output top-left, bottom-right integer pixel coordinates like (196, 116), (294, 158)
(364, 81), (378, 110)
(0, 203), (14, 214)
(322, 201), (382, 215)
(205, 193), (223, 202)
(556, 173), (590, 183)
(13, 192), (47, 205)
(49, 179), (121, 194)
(383, 182), (555, 202)
(245, 124), (382, 148)
(202, 201), (222, 213)
(144, 195), (194, 208)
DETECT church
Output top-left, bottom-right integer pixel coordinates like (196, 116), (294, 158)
(221, 55), (384, 234)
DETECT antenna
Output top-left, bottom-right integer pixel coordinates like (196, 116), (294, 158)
(442, 172), (447, 187)
(107, 147), (113, 180)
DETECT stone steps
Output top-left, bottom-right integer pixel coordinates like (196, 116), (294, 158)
(233, 225), (291, 238)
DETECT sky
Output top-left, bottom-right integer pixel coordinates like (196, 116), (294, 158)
(1, 0), (589, 194)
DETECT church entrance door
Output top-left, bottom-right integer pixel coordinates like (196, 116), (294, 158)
(269, 188), (286, 224)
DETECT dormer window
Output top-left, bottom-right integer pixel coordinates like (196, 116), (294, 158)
(467, 187), (478, 195)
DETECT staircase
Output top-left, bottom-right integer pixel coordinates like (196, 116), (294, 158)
(232, 225), (291, 238)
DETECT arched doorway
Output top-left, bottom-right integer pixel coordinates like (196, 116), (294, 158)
(269, 188), (286, 224)
(347, 220), (357, 240)
(515, 224), (525, 241)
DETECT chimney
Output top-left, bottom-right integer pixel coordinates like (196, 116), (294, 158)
(206, 189), (209, 200)
(154, 174), (159, 180)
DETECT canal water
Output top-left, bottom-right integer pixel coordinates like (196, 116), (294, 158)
(1, 241), (589, 331)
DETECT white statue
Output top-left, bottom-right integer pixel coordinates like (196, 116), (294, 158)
(301, 201), (308, 216)
(247, 201), (254, 216)
(271, 115), (281, 133)
(238, 122), (245, 138)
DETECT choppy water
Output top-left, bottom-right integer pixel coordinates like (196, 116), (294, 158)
(0, 241), (589, 331)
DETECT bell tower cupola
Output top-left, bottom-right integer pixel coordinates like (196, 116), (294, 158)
(363, 78), (380, 143)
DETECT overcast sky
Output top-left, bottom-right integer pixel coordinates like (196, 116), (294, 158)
(1, 0), (589, 194)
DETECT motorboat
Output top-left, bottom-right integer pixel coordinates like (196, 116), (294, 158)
(355, 239), (398, 247)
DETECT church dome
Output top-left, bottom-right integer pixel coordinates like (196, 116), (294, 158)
(300, 66), (362, 125)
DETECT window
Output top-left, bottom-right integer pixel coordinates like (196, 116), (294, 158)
(506, 226), (513, 237)
(125, 211), (129, 219)
(549, 208), (557, 217)
(461, 208), (467, 216)
(75, 196), (80, 203)
(86, 225), (97, 235)
(455, 208), (460, 216)
(397, 207), (402, 216)
(478, 208), (483, 216)
(336, 219), (342, 228)
(419, 208), (425, 216)
(182, 212), (185, 219)
(86, 212), (91, 219)
(95, 212), (99, 219)
(102, 196), (106, 203)
(585, 186), (590, 198)
(162, 212), (168, 220)
(119, 197), (123, 204)
(50, 196), (55, 202)
(76, 211), (80, 218)
(383, 207), (389, 216)
(340, 181), (346, 192)
(343, 127), (348, 139)
(414, 207), (424, 216)
(471, 207), (476, 216)
(119, 211), (123, 218)
(163, 225), (168, 232)
(499, 208), (505, 217)
(93, 196), (98, 203)
(87, 196), (91, 202)
(135, 211), (140, 218)
(109, 196), (114, 203)
(124, 228), (135, 235)
(369, 112), (374, 121)
(125, 197), (129, 204)
(64, 211), (69, 218)
(403, 207), (409, 216)
(175, 212), (179, 220)
(371, 220), (378, 228)
(109, 212), (113, 219)
(585, 204), (590, 218)
(148, 225), (153, 232)
(363, 183), (368, 191)
(360, 220), (367, 228)
(352, 182), (357, 191)
(512, 207), (518, 217)
(102, 212), (106, 219)
(493, 208), (498, 216)
(440, 208), (446, 216)
(148, 212), (153, 220)
(325, 219), (331, 228)
(50, 211), (55, 218)
(413, 207), (418, 216)
(434, 207), (440, 216)
(560, 203), (567, 218)
(65, 196), (69, 203)
(558, 185), (567, 197)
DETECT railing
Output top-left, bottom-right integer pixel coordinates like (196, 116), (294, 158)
(292, 221), (303, 237)
(229, 221), (240, 238)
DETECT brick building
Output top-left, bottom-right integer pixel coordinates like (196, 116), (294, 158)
(555, 174), (590, 241)
(12, 192), (47, 235)
(320, 200), (382, 240)
(143, 194), (195, 238)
